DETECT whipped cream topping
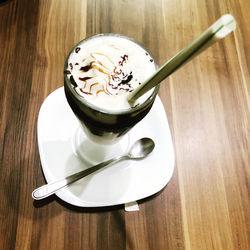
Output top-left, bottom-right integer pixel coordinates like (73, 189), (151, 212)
(65, 35), (156, 111)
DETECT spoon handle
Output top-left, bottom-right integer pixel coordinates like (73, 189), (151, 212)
(32, 156), (124, 200)
(127, 14), (236, 105)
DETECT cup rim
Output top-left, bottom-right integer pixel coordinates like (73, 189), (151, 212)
(64, 33), (160, 116)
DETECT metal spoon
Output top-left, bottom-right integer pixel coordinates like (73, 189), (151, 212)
(127, 14), (236, 105)
(32, 137), (155, 200)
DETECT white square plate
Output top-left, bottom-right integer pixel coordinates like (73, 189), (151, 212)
(37, 87), (175, 207)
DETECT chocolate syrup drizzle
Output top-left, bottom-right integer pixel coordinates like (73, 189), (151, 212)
(65, 51), (153, 96)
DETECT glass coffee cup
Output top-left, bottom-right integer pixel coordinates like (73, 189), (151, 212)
(64, 34), (159, 147)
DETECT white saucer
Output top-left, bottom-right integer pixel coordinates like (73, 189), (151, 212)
(37, 87), (175, 207)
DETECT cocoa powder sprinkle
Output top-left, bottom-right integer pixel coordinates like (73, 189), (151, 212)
(75, 47), (81, 53)
(64, 70), (71, 74)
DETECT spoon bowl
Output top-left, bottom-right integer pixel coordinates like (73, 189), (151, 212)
(128, 137), (155, 159)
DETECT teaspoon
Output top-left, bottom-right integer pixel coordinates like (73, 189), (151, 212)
(32, 137), (155, 200)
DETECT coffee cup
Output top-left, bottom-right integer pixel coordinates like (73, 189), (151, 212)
(64, 34), (159, 145)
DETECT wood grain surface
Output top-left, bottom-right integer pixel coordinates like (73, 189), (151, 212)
(0, 0), (249, 249)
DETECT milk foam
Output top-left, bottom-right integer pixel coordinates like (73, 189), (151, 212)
(66, 35), (156, 111)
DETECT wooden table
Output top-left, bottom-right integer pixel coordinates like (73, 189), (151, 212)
(0, 0), (249, 249)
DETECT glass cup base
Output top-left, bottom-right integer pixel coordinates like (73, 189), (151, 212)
(71, 126), (130, 165)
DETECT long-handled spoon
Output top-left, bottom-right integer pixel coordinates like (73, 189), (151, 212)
(32, 137), (155, 200)
(127, 14), (236, 106)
